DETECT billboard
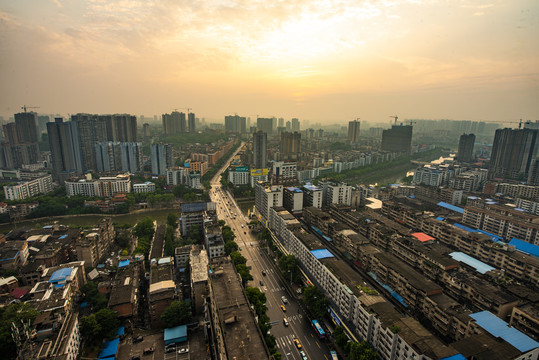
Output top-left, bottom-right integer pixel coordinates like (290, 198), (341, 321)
(250, 168), (269, 176)
(235, 166), (249, 172)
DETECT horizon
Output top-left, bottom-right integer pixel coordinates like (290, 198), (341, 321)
(1, 1), (538, 124)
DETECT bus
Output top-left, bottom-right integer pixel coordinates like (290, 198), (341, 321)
(312, 319), (325, 339)
(330, 350), (338, 360)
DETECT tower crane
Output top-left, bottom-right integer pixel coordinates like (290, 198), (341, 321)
(21, 105), (40, 113)
(172, 107), (192, 114)
(389, 115), (398, 125)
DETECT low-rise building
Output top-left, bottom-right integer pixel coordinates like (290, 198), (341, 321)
(133, 181), (155, 193)
(65, 173), (131, 197)
(109, 259), (142, 318)
(148, 257), (176, 327)
(3, 175), (53, 201)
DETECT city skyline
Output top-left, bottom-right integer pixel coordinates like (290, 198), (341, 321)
(1, 1), (538, 124)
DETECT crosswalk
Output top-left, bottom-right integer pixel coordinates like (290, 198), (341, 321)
(276, 334), (296, 349)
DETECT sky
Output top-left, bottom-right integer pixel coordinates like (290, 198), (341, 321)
(0, 0), (538, 125)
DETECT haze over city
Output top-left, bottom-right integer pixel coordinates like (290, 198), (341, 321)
(1, 0), (538, 124)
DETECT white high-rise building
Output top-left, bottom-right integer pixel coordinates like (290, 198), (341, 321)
(321, 181), (352, 207)
(255, 182), (283, 224)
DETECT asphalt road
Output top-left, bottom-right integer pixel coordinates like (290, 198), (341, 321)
(208, 153), (333, 360)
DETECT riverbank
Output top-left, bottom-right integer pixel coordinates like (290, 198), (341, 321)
(0, 207), (180, 234)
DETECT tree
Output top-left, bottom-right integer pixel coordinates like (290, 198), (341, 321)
(0, 303), (39, 359)
(161, 300), (192, 328)
(278, 254), (300, 283)
(133, 217), (154, 238)
(334, 326), (349, 349)
(81, 281), (108, 310)
(348, 341), (378, 360)
(218, 219), (226, 227)
(302, 285), (329, 318)
(230, 251), (247, 266)
(224, 241), (239, 255)
(236, 264), (253, 285)
(246, 287), (267, 316)
(95, 308), (119, 339)
(167, 213), (178, 227)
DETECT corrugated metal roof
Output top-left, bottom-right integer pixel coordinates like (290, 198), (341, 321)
(449, 252), (495, 274)
(310, 249), (334, 260)
(49, 267), (73, 283)
(437, 201), (464, 214)
(470, 311), (539, 352)
(509, 238), (539, 258)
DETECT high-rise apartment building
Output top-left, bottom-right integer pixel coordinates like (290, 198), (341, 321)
(151, 143), (173, 175)
(14, 112), (39, 143)
(95, 142), (143, 173)
(71, 114), (108, 171)
(188, 113), (196, 132)
(280, 132), (301, 158)
(255, 182), (283, 224)
(457, 133), (475, 162)
(0, 112), (40, 169)
(489, 128), (538, 181)
(225, 115), (247, 133)
(291, 118), (300, 132)
(302, 183), (323, 208)
(348, 120), (361, 144)
(143, 123), (150, 139)
(47, 118), (83, 182)
(253, 131), (267, 170)
(381, 125), (413, 153)
(162, 111), (186, 136)
(257, 118), (273, 134)
(104, 114), (137, 142)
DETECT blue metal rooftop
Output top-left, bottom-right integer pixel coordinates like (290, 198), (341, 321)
(311, 249), (334, 260)
(470, 311), (539, 352)
(118, 260), (130, 268)
(98, 337), (119, 359)
(286, 187), (302, 192)
(437, 201), (464, 214)
(449, 252), (495, 274)
(49, 267), (73, 283)
(509, 238), (539, 258)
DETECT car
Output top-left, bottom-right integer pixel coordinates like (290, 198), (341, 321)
(178, 348), (189, 354)
(241, 224), (244, 228)
(259, 280), (264, 286)
(281, 296), (288, 304)
(244, 231), (247, 235)
(165, 347), (176, 353)
(133, 336), (143, 343)
(129, 357), (141, 360)
(283, 318), (289, 327)
(294, 338), (302, 349)
(299, 350), (308, 360)
(250, 242), (253, 246)
(281, 305), (286, 312)
(143, 347), (154, 354)
(262, 271), (266, 276)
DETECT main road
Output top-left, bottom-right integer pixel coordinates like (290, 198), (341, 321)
(208, 143), (333, 360)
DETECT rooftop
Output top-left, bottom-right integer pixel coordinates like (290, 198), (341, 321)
(449, 252), (495, 274)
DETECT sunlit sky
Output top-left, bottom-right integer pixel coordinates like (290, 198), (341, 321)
(1, 0), (538, 125)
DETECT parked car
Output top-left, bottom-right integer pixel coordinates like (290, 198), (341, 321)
(165, 347), (176, 353)
(178, 348), (189, 354)
(143, 347), (154, 355)
(133, 336), (143, 343)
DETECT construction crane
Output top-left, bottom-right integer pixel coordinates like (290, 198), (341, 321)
(389, 115), (398, 125)
(173, 107), (192, 114)
(21, 105), (40, 113)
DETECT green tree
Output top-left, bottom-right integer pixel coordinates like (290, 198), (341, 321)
(81, 281), (108, 310)
(245, 287), (267, 316)
(161, 300), (192, 328)
(278, 254), (300, 283)
(224, 241), (239, 255)
(0, 303), (39, 359)
(348, 341), (378, 360)
(218, 219), (226, 227)
(302, 285), (329, 318)
(167, 213), (178, 227)
(230, 251), (247, 266)
(95, 308), (119, 339)
(334, 326), (349, 349)
(236, 264), (253, 286)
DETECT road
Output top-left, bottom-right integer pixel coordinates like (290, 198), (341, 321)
(208, 145), (332, 360)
